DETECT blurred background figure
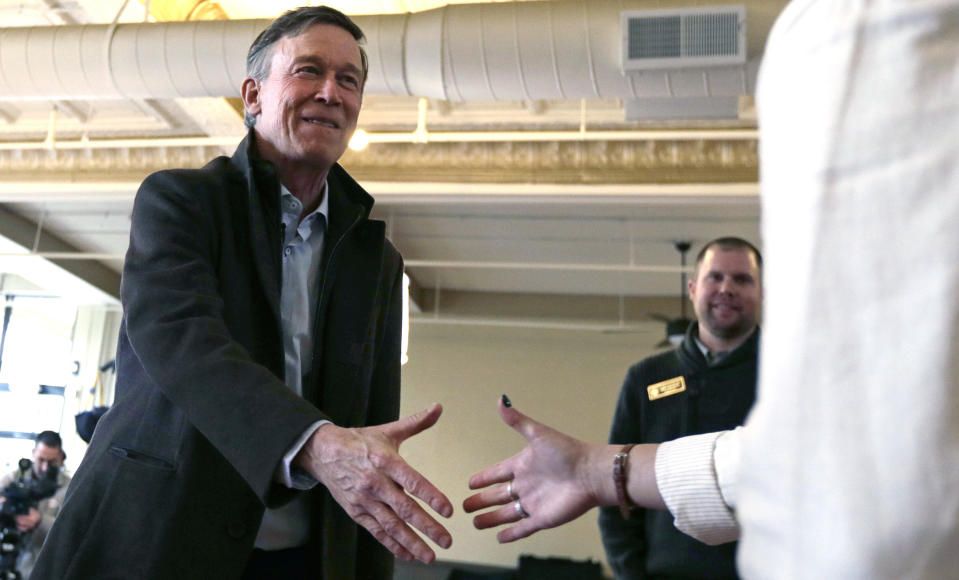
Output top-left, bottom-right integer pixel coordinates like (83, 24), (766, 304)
(0, 431), (70, 579)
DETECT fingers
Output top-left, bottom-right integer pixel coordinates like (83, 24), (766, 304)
(365, 492), (449, 562)
(497, 519), (541, 543)
(341, 467), (452, 563)
(381, 454), (454, 519)
(467, 452), (519, 490)
(464, 484), (545, 544)
(462, 481), (514, 514)
(380, 475), (453, 548)
(353, 448), (453, 561)
(470, 499), (527, 530)
(354, 512), (416, 561)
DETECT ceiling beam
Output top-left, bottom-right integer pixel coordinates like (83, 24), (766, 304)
(412, 289), (688, 332)
(0, 205), (120, 300)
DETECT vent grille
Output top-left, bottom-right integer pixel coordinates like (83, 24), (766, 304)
(622, 6), (745, 71)
(628, 16), (681, 60)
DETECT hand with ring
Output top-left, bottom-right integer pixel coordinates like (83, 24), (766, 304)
(463, 395), (663, 542)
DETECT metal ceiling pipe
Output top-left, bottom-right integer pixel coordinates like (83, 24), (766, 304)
(366, 0), (785, 102)
(0, 0), (788, 102)
(0, 18), (261, 100)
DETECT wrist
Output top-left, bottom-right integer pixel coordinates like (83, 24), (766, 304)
(580, 444), (620, 508)
(294, 423), (333, 472)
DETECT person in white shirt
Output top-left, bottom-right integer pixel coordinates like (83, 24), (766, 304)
(465, 1), (959, 577)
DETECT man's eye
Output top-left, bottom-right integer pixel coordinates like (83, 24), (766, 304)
(341, 76), (360, 88)
(296, 66), (320, 76)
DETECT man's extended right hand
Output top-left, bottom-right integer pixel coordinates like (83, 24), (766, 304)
(294, 403), (453, 563)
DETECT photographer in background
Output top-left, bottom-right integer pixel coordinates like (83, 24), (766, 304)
(0, 432), (70, 579)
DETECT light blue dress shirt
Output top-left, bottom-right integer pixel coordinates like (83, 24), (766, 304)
(254, 183), (330, 551)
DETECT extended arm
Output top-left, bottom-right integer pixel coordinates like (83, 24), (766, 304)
(464, 397), (742, 546)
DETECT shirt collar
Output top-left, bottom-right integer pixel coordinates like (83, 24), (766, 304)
(693, 324), (758, 363)
(279, 181), (330, 231)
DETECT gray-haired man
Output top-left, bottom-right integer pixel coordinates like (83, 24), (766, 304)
(33, 7), (451, 579)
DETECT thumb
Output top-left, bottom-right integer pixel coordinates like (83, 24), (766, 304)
(497, 395), (540, 442)
(386, 402), (443, 442)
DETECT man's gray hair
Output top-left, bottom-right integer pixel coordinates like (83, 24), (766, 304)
(244, 6), (368, 129)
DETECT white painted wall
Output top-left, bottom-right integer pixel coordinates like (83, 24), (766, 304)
(398, 322), (662, 573)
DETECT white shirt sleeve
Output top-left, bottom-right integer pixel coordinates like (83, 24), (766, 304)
(654, 429), (742, 545)
(275, 420), (329, 489)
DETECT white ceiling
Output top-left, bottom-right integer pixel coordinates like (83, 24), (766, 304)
(0, 0), (778, 335)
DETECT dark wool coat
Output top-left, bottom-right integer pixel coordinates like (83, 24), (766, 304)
(32, 133), (403, 580)
(599, 322), (759, 580)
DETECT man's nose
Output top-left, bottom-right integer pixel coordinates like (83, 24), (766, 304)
(314, 75), (341, 104)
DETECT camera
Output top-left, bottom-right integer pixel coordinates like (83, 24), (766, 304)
(1, 458), (59, 580)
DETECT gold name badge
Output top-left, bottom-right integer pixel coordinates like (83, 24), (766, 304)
(647, 376), (687, 401)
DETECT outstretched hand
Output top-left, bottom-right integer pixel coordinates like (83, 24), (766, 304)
(296, 403), (453, 563)
(462, 396), (602, 543)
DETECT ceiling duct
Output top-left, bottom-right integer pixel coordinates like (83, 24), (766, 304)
(0, 0), (786, 104)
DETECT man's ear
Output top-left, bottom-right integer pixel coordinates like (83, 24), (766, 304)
(241, 77), (262, 118)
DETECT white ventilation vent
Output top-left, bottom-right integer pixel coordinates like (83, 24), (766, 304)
(621, 5), (746, 72)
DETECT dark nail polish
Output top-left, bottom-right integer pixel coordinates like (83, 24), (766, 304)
(502, 394), (512, 408)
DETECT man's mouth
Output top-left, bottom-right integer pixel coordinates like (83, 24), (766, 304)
(303, 117), (338, 129)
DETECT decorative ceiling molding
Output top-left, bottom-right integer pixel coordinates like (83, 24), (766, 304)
(343, 140), (758, 184)
(0, 139), (757, 185)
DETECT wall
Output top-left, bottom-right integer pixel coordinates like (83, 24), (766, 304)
(398, 322), (663, 574)
(59, 306), (122, 465)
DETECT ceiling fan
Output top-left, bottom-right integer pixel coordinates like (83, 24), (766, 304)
(648, 240), (694, 348)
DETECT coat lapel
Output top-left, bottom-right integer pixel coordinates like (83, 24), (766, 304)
(308, 166), (386, 426)
(231, 135), (283, 328)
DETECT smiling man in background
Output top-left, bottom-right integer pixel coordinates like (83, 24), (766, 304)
(599, 237), (762, 579)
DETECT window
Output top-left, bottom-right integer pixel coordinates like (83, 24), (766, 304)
(0, 296), (76, 472)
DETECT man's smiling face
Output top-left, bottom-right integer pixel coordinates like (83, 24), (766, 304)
(689, 246), (762, 343)
(244, 23), (364, 172)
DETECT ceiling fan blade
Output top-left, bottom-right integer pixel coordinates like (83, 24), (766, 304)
(665, 317), (694, 337)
